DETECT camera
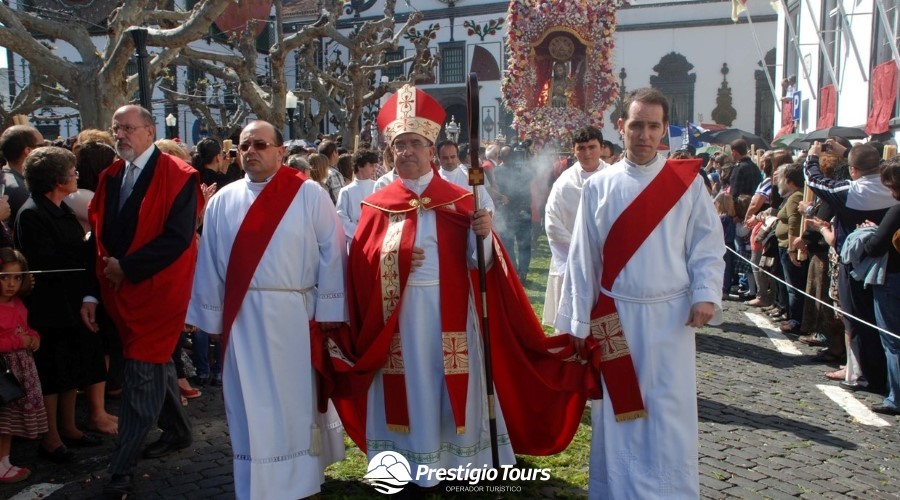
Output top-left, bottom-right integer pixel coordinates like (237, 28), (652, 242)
(821, 143), (831, 152)
(803, 203), (819, 218)
(229, 149), (237, 158)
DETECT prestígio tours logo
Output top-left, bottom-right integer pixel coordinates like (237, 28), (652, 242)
(363, 451), (413, 495)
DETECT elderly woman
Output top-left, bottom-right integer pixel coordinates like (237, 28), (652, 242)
(14, 146), (107, 462)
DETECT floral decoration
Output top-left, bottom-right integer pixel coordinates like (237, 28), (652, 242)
(463, 18), (505, 42)
(403, 23), (441, 45)
(503, 0), (628, 145)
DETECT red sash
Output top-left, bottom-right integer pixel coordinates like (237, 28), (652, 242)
(220, 167), (307, 359)
(587, 158), (701, 421)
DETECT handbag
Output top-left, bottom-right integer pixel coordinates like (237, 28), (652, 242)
(0, 356), (26, 407)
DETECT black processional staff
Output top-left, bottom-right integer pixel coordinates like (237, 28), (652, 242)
(466, 72), (500, 469)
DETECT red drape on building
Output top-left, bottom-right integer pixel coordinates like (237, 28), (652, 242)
(865, 61), (899, 136)
(774, 98), (795, 140)
(817, 84), (837, 129)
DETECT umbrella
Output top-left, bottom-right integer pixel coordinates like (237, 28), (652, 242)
(697, 128), (769, 151)
(696, 145), (724, 155)
(801, 126), (867, 142)
(771, 132), (805, 148)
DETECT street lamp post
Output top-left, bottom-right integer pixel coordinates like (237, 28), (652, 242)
(285, 91), (298, 140)
(445, 115), (460, 144)
(482, 109), (494, 142)
(128, 28), (152, 111)
(165, 113), (177, 139)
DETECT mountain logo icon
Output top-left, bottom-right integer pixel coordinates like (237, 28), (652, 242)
(363, 451), (414, 495)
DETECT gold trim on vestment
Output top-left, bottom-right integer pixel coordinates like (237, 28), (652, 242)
(456, 426), (466, 436)
(362, 192), (472, 214)
(590, 312), (629, 362)
(441, 331), (469, 375)
(614, 410), (648, 422)
(383, 335), (404, 375)
(380, 213), (406, 322)
(386, 424), (410, 433)
(383, 118), (442, 146)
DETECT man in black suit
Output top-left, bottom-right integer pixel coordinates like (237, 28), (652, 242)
(80, 105), (201, 498)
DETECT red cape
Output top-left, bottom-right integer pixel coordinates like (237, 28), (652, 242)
(89, 154), (202, 363)
(313, 173), (588, 456)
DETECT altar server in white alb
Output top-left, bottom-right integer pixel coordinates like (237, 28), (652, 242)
(542, 125), (607, 326)
(555, 88), (725, 498)
(336, 149), (378, 244)
(185, 120), (346, 500)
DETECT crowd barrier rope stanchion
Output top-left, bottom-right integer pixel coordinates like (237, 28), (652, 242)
(724, 245), (899, 342)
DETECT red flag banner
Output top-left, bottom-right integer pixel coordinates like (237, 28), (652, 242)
(865, 61), (899, 136)
(817, 84), (837, 129)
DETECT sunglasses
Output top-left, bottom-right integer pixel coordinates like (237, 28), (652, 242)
(238, 140), (278, 152)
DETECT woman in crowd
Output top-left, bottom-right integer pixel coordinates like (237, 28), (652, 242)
(796, 152), (845, 363)
(68, 141), (121, 432)
(14, 147), (107, 462)
(191, 138), (228, 189)
(67, 142), (116, 234)
(154, 139), (190, 161)
(307, 153), (330, 190)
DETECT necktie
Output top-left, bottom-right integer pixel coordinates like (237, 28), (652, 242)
(119, 163), (137, 210)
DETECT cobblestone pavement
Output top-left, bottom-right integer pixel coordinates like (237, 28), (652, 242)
(1, 299), (897, 499)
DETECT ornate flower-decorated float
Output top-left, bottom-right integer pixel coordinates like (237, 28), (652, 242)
(503, 0), (626, 146)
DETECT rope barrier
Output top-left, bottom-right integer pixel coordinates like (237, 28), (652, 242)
(0, 269), (87, 275)
(724, 245), (900, 342)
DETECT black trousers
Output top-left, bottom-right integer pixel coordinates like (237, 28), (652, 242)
(108, 359), (192, 475)
(839, 264), (888, 394)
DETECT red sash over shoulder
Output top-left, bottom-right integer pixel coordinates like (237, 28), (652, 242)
(220, 167), (307, 360)
(586, 158), (702, 421)
(89, 154), (202, 363)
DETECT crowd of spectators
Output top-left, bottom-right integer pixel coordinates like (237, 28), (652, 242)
(706, 136), (900, 417)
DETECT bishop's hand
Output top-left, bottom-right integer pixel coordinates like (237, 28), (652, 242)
(470, 208), (492, 237)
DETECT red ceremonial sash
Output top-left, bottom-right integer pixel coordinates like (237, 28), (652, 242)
(587, 158), (701, 421)
(220, 167), (307, 361)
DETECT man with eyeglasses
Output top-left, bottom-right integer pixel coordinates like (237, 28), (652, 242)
(80, 104), (201, 498)
(0, 125), (44, 231)
(186, 120), (347, 500)
(328, 84), (588, 489)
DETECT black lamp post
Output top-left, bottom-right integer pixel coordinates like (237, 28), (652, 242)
(165, 113), (177, 139)
(482, 109), (494, 142)
(285, 91), (298, 140)
(129, 28), (152, 111)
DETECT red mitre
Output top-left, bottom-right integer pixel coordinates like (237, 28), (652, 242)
(377, 84), (446, 145)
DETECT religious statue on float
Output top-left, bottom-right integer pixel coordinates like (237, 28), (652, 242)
(539, 34), (586, 109)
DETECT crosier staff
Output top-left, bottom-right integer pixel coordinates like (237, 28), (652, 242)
(466, 72), (500, 469)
